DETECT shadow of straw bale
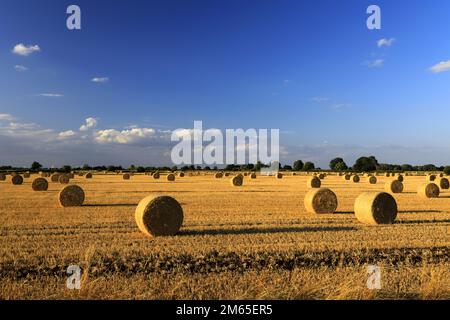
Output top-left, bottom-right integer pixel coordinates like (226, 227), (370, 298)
(178, 225), (357, 236)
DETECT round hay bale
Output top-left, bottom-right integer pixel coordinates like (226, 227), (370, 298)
(153, 172), (160, 179)
(214, 172), (223, 179)
(439, 173), (444, 178)
(418, 183), (440, 198)
(352, 175), (360, 183)
(0, 173), (6, 181)
(307, 176), (321, 188)
(123, 173), (131, 180)
(343, 174), (351, 181)
(318, 173), (325, 180)
(69, 173), (75, 179)
(85, 173), (93, 179)
(11, 172), (18, 177)
(40, 172), (49, 178)
(276, 173), (283, 179)
(385, 180), (403, 193)
(59, 174), (70, 184)
(51, 173), (61, 183)
(427, 175), (436, 182)
(250, 173), (257, 179)
(304, 188), (338, 214)
(58, 185), (85, 207)
(396, 175), (404, 182)
(167, 173), (176, 181)
(354, 192), (397, 225)
(243, 172), (248, 176)
(231, 174), (243, 186)
(32, 178), (48, 191)
(178, 172), (185, 177)
(368, 176), (377, 184)
(224, 172), (230, 177)
(11, 175), (23, 185)
(438, 178), (449, 190)
(385, 173), (390, 177)
(135, 195), (183, 237)
(23, 173), (31, 178)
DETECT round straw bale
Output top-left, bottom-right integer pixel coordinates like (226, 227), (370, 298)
(123, 173), (131, 180)
(23, 173), (31, 178)
(11, 175), (23, 185)
(135, 195), (183, 237)
(385, 173), (390, 177)
(153, 172), (160, 179)
(0, 173), (6, 181)
(69, 173), (75, 179)
(396, 175), (404, 182)
(418, 183), (440, 198)
(276, 173), (283, 179)
(178, 172), (185, 177)
(167, 173), (175, 181)
(231, 174), (244, 186)
(439, 173), (444, 177)
(51, 173), (60, 183)
(40, 172), (48, 178)
(85, 173), (93, 179)
(243, 172), (248, 176)
(250, 173), (257, 179)
(385, 180), (403, 193)
(318, 173), (325, 180)
(343, 174), (351, 181)
(427, 174), (436, 182)
(224, 172), (230, 177)
(368, 176), (377, 184)
(215, 172), (223, 179)
(354, 192), (397, 225)
(32, 178), (48, 191)
(11, 172), (18, 177)
(352, 175), (360, 183)
(307, 176), (321, 188)
(304, 188), (338, 214)
(58, 185), (85, 207)
(438, 178), (449, 190)
(59, 174), (70, 184)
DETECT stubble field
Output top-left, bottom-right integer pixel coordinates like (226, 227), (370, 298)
(0, 173), (449, 299)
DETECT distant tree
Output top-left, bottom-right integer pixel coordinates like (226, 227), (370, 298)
(303, 162), (315, 171)
(204, 166), (211, 170)
(136, 166), (145, 173)
(444, 166), (450, 175)
(401, 164), (413, 172)
(82, 164), (91, 170)
(31, 161), (43, 171)
(353, 156), (378, 172)
(422, 164), (437, 171)
(255, 161), (264, 171)
(283, 165), (292, 171)
(62, 165), (72, 173)
(171, 166), (178, 172)
(335, 161), (348, 171)
(329, 158), (347, 171)
(293, 160), (304, 171)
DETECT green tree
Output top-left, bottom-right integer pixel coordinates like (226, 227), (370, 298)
(335, 161), (348, 171)
(353, 156), (378, 172)
(329, 157), (347, 171)
(62, 165), (72, 173)
(401, 164), (413, 172)
(443, 166), (450, 175)
(293, 160), (304, 171)
(303, 162), (315, 171)
(30, 161), (43, 171)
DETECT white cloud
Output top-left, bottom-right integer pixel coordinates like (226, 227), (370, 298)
(311, 97), (330, 102)
(332, 103), (352, 111)
(58, 130), (76, 139)
(95, 128), (156, 144)
(79, 117), (98, 131)
(38, 93), (64, 97)
(429, 60), (450, 73)
(12, 43), (41, 56)
(377, 38), (395, 47)
(367, 59), (385, 68)
(14, 65), (28, 72)
(0, 114), (16, 121)
(91, 77), (109, 83)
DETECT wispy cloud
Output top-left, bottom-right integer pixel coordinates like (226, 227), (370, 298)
(377, 38), (395, 47)
(79, 117), (98, 131)
(38, 93), (64, 97)
(95, 128), (158, 144)
(14, 65), (28, 72)
(429, 60), (450, 73)
(58, 130), (76, 139)
(0, 113), (16, 121)
(91, 77), (109, 83)
(331, 103), (352, 111)
(12, 43), (41, 56)
(366, 59), (385, 68)
(311, 97), (330, 102)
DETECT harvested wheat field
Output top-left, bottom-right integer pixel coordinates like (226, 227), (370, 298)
(0, 173), (450, 300)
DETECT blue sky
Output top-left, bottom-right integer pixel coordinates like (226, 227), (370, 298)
(1, 0), (450, 168)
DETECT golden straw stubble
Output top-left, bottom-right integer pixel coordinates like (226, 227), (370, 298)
(304, 188), (338, 214)
(32, 177), (48, 191)
(135, 195), (184, 237)
(307, 176), (321, 188)
(418, 183), (440, 198)
(354, 192), (397, 225)
(58, 185), (85, 207)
